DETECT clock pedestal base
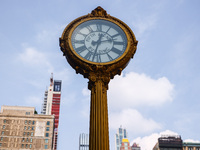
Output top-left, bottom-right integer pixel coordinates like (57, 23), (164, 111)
(88, 74), (110, 150)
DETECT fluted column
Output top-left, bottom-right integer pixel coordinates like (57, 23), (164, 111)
(88, 73), (110, 150)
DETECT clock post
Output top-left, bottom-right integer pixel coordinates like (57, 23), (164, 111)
(88, 72), (110, 150)
(59, 6), (138, 150)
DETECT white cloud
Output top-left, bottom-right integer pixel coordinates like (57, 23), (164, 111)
(25, 96), (42, 106)
(133, 14), (157, 38)
(184, 139), (200, 143)
(82, 87), (90, 96)
(131, 130), (179, 150)
(53, 68), (73, 83)
(109, 109), (162, 136)
(108, 72), (174, 110)
(18, 46), (54, 73)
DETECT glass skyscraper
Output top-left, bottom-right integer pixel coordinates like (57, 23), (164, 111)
(115, 126), (127, 150)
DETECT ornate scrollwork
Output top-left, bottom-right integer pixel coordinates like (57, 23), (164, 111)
(88, 71), (110, 90)
(90, 6), (108, 17)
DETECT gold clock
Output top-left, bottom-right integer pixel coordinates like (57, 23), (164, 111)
(60, 6), (137, 79)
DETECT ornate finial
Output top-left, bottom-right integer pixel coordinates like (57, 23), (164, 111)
(91, 6), (108, 17)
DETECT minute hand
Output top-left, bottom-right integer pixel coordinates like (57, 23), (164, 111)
(100, 39), (112, 43)
(92, 34), (103, 61)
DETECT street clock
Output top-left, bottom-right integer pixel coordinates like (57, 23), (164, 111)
(59, 6), (138, 150)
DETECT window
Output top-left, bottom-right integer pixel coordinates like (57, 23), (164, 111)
(0, 137), (3, 141)
(32, 121), (35, 125)
(2, 125), (5, 129)
(45, 133), (49, 137)
(25, 120), (27, 124)
(21, 144), (24, 148)
(26, 112), (30, 115)
(30, 138), (33, 142)
(28, 126), (30, 130)
(26, 138), (29, 142)
(30, 144), (32, 148)
(3, 120), (6, 123)
(27, 132), (30, 136)
(117, 139), (119, 144)
(45, 139), (48, 143)
(45, 145), (48, 149)
(22, 138), (25, 142)
(23, 132), (26, 136)
(31, 126), (34, 130)
(47, 121), (50, 125)
(24, 126), (27, 130)
(119, 128), (122, 134)
(1, 131), (4, 135)
(31, 132), (34, 136)
(46, 127), (49, 131)
(29, 120), (31, 124)
(26, 144), (28, 148)
(124, 129), (127, 138)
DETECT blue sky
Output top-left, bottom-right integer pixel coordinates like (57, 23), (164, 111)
(0, 0), (200, 149)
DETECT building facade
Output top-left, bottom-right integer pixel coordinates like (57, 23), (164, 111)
(115, 126), (128, 150)
(79, 133), (89, 150)
(131, 143), (141, 150)
(183, 142), (200, 150)
(153, 135), (183, 150)
(41, 74), (62, 150)
(120, 138), (131, 150)
(0, 105), (54, 150)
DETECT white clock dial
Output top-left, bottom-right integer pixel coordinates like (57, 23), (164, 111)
(71, 19), (127, 63)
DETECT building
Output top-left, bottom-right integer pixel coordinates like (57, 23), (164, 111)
(120, 138), (131, 150)
(183, 142), (200, 150)
(0, 105), (54, 149)
(153, 135), (183, 150)
(115, 126), (128, 150)
(79, 133), (89, 150)
(131, 143), (141, 150)
(41, 74), (62, 150)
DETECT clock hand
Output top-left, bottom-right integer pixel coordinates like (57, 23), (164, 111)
(91, 33), (105, 46)
(92, 33), (103, 61)
(99, 39), (112, 43)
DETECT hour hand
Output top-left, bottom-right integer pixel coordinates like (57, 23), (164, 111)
(91, 34), (104, 46)
(91, 40), (97, 46)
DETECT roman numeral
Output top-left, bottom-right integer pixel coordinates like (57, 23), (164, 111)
(74, 40), (85, 44)
(96, 24), (102, 31)
(111, 33), (120, 38)
(86, 26), (93, 32)
(97, 54), (101, 62)
(84, 51), (93, 60)
(111, 47), (123, 55)
(113, 41), (124, 45)
(106, 27), (111, 33)
(78, 31), (87, 37)
(76, 45), (87, 54)
(107, 54), (114, 61)
(92, 54), (101, 62)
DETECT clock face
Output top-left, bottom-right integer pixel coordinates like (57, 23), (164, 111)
(71, 19), (127, 63)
